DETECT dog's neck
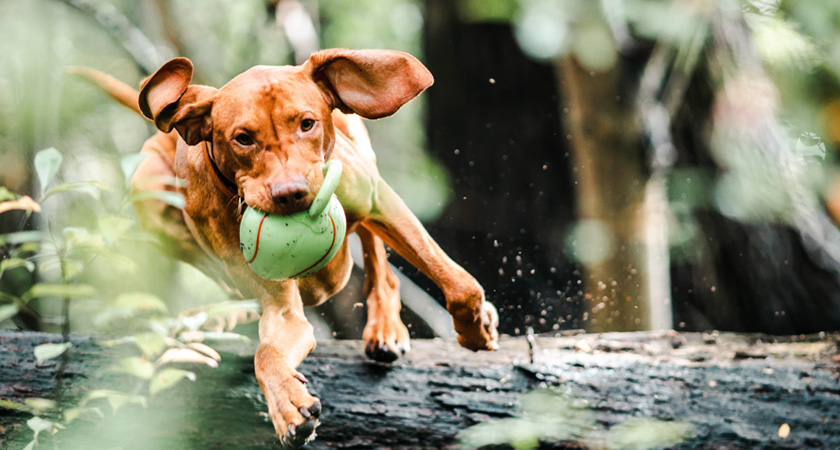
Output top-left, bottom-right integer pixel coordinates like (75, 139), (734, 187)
(202, 141), (237, 198)
(201, 141), (246, 221)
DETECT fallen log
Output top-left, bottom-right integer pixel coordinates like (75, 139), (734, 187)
(0, 330), (838, 449)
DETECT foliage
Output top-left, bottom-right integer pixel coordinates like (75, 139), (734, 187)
(459, 389), (692, 450)
(0, 148), (257, 448)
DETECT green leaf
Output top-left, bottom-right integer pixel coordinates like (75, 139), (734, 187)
(130, 189), (186, 209)
(108, 356), (155, 379)
(97, 250), (139, 274)
(64, 231), (137, 274)
(18, 241), (41, 253)
(0, 258), (35, 277)
(99, 215), (133, 244)
(80, 389), (146, 413)
(201, 331), (251, 342)
(458, 417), (538, 450)
(120, 153), (147, 181)
(41, 180), (108, 202)
(23, 398), (56, 412)
(0, 230), (46, 245)
(34, 148), (63, 194)
(178, 312), (208, 331)
(63, 406), (104, 423)
(26, 416), (51, 432)
(156, 348), (218, 367)
(61, 259), (85, 281)
(23, 283), (96, 303)
(148, 320), (172, 337)
(150, 368), (196, 396)
(63, 226), (95, 243)
(93, 308), (137, 329)
(0, 399), (32, 412)
(0, 186), (17, 202)
(98, 336), (136, 347)
(205, 299), (261, 318)
(113, 292), (168, 314)
(134, 332), (168, 359)
(179, 331), (251, 342)
(34, 342), (72, 364)
(0, 304), (19, 323)
(79, 389), (119, 406)
(0, 291), (21, 304)
(606, 418), (693, 450)
(26, 416), (64, 441)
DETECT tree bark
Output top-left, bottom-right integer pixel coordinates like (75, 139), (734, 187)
(1, 330), (838, 449)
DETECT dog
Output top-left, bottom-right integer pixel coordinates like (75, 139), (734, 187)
(75, 49), (499, 447)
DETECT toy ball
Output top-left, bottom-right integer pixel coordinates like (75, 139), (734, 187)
(239, 159), (346, 280)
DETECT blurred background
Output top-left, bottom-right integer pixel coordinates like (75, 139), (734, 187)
(3, 0), (840, 343)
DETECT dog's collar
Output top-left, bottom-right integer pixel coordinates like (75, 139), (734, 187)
(202, 141), (239, 200)
(202, 141), (247, 221)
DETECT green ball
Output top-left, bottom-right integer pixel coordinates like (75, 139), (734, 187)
(239, 160), (347, 280)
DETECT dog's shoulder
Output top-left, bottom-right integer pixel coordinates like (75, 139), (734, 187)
(331, 111), (375, 160)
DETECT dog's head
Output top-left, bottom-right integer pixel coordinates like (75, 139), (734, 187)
(138, 49), (433, 215)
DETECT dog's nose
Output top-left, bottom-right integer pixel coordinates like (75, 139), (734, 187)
(270, 178), (310, 210)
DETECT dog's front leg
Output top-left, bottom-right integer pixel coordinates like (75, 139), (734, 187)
(251, 280), (321, 447)
(364, 181), (499, 352)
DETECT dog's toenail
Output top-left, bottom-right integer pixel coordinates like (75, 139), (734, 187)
(365, 342), (400, 363)
(294, 373), (308, 384)
(309, 399), (322, 418)
(299, 406), (311, 419)
(296, 419), (316, 438)
(288, 423), (296, 436)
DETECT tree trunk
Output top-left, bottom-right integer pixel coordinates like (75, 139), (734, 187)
(1, 330), (838, 449)
(557, 58), (651, 332)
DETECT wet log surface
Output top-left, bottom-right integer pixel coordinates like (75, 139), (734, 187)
(1, 330), (839, 449)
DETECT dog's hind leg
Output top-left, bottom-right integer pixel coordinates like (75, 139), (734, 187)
(356, 224), (410, 362)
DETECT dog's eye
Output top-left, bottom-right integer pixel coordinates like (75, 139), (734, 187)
(234, 133), (254, 146)
(301, 119), (315, 132)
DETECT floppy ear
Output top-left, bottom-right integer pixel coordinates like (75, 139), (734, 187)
(306, 49), (434, 119)
(139, 58), (216, 145)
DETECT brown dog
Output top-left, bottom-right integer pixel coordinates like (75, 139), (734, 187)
(76, 49), (498, 446)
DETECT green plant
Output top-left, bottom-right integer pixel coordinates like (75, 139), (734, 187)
(458, 389), (693, 450)
(0, 147), (258, 449)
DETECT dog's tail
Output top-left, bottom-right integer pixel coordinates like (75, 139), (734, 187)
(67, 66), (144, 117)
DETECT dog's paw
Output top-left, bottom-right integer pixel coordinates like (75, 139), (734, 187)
(364, 339), (408, 363)
(263, 372), (322, 448)
(279, 400), (321, 448)
(363, 316), (411, 363)
(455, 301), (499, 352)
